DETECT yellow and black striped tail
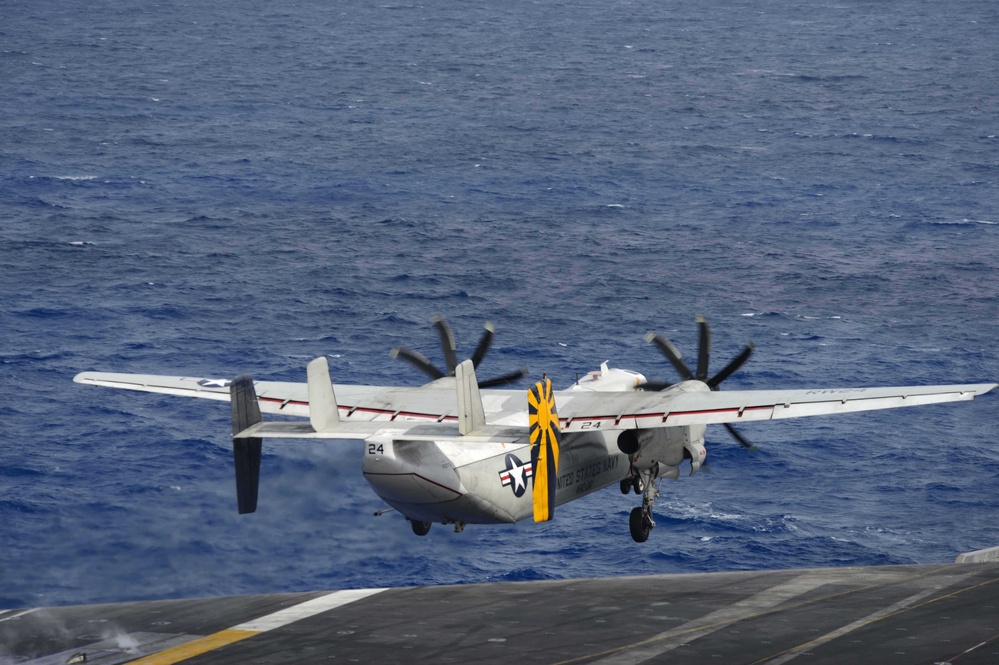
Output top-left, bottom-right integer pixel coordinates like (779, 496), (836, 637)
(528, 377), (561, 522)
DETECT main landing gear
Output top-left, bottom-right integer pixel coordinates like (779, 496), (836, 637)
(622, 463), (659, 543)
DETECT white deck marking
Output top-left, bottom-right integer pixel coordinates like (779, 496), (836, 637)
(766, 570), (980, 664)
(126, 588), (388, 664)
(0, 609), (37, 624)
(589, 573), (831, 665)
(232, 588), (387, 632)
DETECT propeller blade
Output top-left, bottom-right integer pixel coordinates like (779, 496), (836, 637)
(470, 322), (495, 369)
(695, 315), (711, 381)
(637, 380), (673, 391)
(724, 423), (758, 451)
(390, 347), (445, 380)
(431, 314), (459, 375)
(528, 377), (561, 522)
(707, 342), (755, 389)
(477, 367), (529, 389)
(645, 332), (695, 381)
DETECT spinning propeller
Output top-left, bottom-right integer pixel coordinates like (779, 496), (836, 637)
(642, 315), (757, 451)
(391, 314), (528, 388)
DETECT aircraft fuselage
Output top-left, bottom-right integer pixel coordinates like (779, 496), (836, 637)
(361, 422), (706, 528)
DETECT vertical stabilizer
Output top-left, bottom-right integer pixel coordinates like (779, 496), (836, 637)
(455, 359), (485, 435)
(528, 377), (561, 522)
(307, 356), (340, 432)
(230, 375), (263, 514)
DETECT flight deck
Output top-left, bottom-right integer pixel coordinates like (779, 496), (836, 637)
(3, 561), (998, 664)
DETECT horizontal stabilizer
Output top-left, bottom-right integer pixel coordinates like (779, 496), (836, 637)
(235, 419), (530, 443)
(230, 375), (263, 514)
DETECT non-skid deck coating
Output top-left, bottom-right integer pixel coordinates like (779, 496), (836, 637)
(3, 563), (998, 665)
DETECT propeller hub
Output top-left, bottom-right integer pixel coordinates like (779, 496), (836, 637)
(645, 317), (756, 450)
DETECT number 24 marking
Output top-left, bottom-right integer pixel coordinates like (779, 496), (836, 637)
(367, 443), (384, 455)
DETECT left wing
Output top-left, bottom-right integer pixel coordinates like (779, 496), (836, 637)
(73, 365), (528, 442)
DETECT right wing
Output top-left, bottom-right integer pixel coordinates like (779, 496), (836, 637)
(554, 383), (997, 431)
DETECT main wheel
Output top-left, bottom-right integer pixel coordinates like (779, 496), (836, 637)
(411, 520), (432, 536)
(629, 507), (651, 543)
(620, 478), (632, 494)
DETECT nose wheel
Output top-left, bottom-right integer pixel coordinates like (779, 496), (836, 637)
(620, 464), (645, 494)
(409, 519), (432, 536)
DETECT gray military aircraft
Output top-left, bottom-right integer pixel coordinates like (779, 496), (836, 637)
(75, 316), (996, 542)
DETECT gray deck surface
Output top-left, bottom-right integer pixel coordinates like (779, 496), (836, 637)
(3, 563), (998, 664)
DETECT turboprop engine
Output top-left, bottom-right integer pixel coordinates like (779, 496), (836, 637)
(616, 424), (706, 478)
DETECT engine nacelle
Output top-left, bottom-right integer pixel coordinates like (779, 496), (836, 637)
(617, 424), (706, 476)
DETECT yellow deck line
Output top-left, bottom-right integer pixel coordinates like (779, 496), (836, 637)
(126, 629), (258, 665)
(127, 588), (387, 664)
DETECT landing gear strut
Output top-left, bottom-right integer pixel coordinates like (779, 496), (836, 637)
(629, 464), (658, 543)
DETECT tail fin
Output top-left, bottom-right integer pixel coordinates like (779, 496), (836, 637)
(230, 375), (263, 514)
(455, 359), (486, 435)
(307, 357), (340, 432)
(528, 377), (561, 522)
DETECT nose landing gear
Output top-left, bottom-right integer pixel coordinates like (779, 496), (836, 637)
(409, 519), (432, 536)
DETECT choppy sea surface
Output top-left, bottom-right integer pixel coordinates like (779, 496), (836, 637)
(1, 0), (997, 612)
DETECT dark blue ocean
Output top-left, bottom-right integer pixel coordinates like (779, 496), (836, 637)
(2, 0), (997, 612)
